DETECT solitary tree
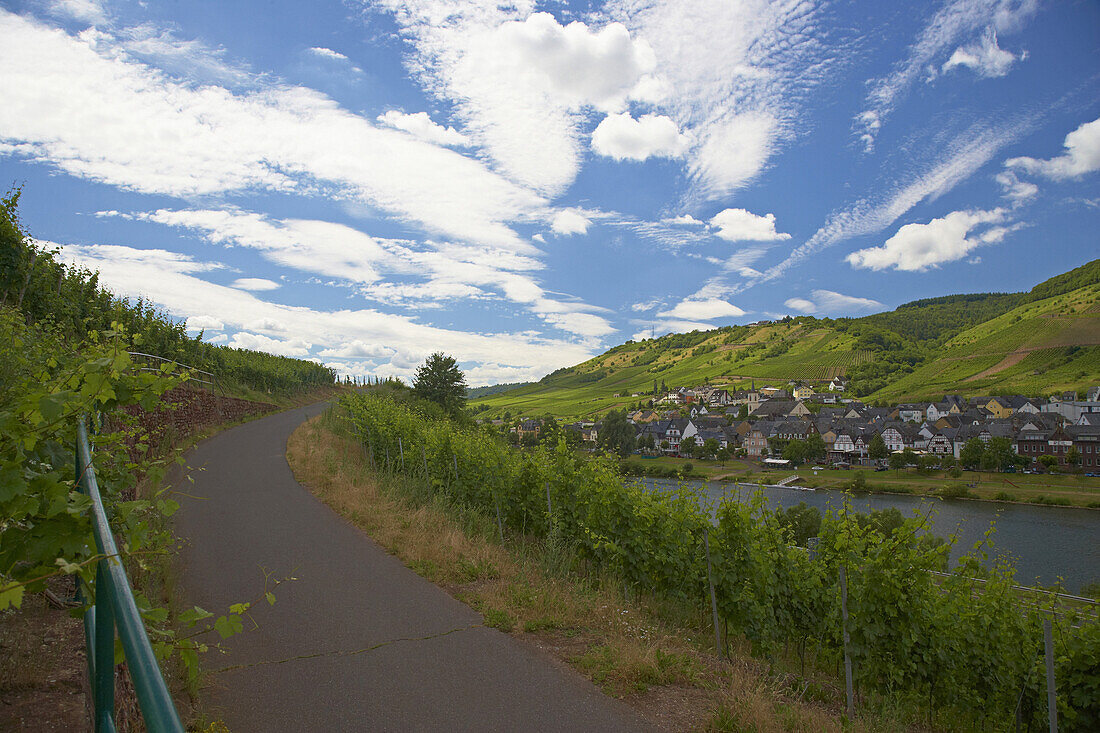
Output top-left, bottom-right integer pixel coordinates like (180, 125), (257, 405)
(598, 409), (636, 458)
(868, 434), (888, 461)
(412, 352), (467, 415)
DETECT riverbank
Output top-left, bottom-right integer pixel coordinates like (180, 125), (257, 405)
(620, 455), (1100, 509)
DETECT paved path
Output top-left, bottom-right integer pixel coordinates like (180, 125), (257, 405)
(173, 403), (657, 732)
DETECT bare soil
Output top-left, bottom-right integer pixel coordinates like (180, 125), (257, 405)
(0, 579), (87, 732)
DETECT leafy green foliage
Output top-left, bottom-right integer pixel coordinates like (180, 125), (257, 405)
(412, 352), (467, 415)
(0, 189), (334, 395)
(342, 391), (1097, 727)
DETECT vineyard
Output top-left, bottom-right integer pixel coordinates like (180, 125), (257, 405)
(731, 350), (873, 381)
(340, 392), (1099, 730)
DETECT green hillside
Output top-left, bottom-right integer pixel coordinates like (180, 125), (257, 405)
(472, 260), (1100, 419)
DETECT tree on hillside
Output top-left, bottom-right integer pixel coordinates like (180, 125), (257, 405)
(805, 433), (826, 463)
(412, 352), (467, 414)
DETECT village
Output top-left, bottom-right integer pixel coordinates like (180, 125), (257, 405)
(491, 380), (1100, 472)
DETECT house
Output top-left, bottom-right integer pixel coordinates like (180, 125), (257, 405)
(1008, 396), (1043, 414)
(774, 420), (818, 442)
(517, 419), (541, 440)
(687, 404), (710, 419)
(1069, 425), (1100, 469)
(827, 376), (848, 392)
(1042, 399), (1100, 423)
(1078, 413), (1100, 426)
(759, 386), (790, 399)
(984, 397), (1015, 419)
(792, 383), (815, 401)
(898, 403), (924, 422)
(750, 399), (812, 419)
(744, 425), (770, 457)
(708, 389), (732, 407)
(926, 429), (955, 455)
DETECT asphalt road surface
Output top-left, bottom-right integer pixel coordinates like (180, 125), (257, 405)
(173, 402), (658, 732)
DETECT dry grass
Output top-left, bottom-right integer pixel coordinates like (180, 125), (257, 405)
(287, 411), (869, 733)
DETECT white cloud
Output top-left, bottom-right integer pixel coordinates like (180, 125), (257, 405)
(856, 0), (1037, 150)
(308, 46), (348, 61)
(709, 208), (790, 242)
(657, 298), (745, 321)
(0, 11), (547, 252)
(317, 341), (395, 359)
(370, 4), (656, 194)
(689, 112), (776, 196)
(186, 315), (224, 332)
(57, 241), (601, 381)
(229, 332), (312, 356)
(1006, 117), (1100, 181)
(783, 289), (882, 314)
(764, 119), (1028, 282)
(630, 299), (663, 312)
(49, 0), (107, 25)
(123, 207), (612, 338)
(942, 29), (1020, 77)
(783, 298), (816, 312)
(846, 208), (1010, 271)
(551, 209), (590, 236)
(232, 277), (280, 291)
(590, 112), (687, 161)
(664, 214), (704, 226)
(995, 170), (1038, 204)
(376, 110), (469, 147)
(608, 0), (833, 200)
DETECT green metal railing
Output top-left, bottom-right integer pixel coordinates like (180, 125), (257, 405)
(76, 420), (184, 733)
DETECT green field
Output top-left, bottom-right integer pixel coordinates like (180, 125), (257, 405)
(473, 262), (1100, 419)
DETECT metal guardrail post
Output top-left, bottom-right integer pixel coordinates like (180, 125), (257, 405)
(77, 420), (185, 733)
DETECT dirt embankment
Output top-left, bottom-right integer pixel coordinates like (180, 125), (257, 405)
(116, 385), (277, 459)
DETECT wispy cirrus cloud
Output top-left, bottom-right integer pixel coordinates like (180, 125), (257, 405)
(609, 0), (837, 201)
(762, 118), (1031, 283)
(784, 289), (882, 315)
(0, 10), (547, 253)
(855, 0), (1037, 151)
(55, 242), (600, 384)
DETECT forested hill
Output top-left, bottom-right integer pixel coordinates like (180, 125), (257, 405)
(1, 189), (334, 396)
(471, 259), (1100, 419)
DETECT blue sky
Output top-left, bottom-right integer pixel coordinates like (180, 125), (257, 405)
(1, 0), (1097, 385)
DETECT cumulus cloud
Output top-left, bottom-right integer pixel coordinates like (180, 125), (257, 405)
(369, 4), (656, 194)
(232, 277), (280, 291)
(186, 315), (225, 332)
(709, 208), (790, 242)
(942, 29), (1020, 77)
(376, 110), (469, 147)
(664, 214), (704, 226)
(551, 209), (590, 236)
(1006, 117), (1100, 181)
(0, 11), (546, 252)
(590, 112), (687, 161)
(309, 46), (348, 61)
(846, 208), (1011, 271)
(784, 290), (882, 315)
(229, 332), (312, 356)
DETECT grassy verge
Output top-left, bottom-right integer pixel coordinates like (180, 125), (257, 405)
(287, 410), (908, 733)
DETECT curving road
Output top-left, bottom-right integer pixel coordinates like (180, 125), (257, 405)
(173, 402), (657, 731)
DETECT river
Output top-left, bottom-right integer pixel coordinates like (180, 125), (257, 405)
(639, 478), (1100, 594)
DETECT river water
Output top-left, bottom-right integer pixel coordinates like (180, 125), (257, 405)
(639, 478), (1100, 594)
